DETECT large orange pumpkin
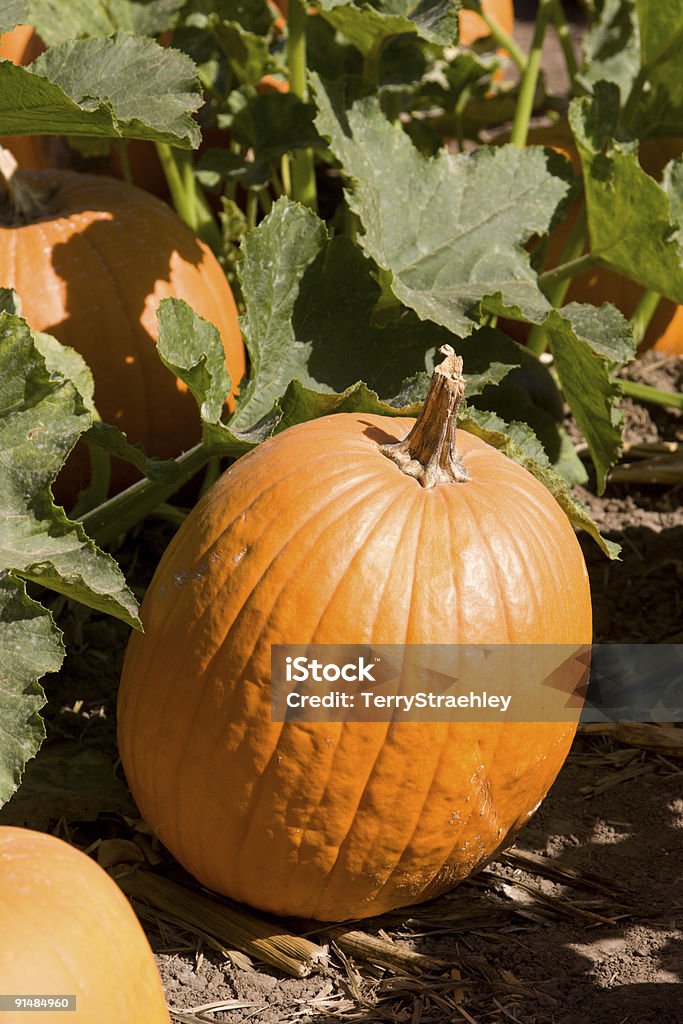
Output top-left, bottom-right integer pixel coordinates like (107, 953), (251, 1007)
(0, 827), (170, 1023)
(118, 348), (592, 922)
(523, 125), (683, 356)
(0, 164), (245, 501)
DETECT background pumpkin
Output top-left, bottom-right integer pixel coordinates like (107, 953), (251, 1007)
(0, 165), (245, 502)
(519, 125), (683, 356)
(459, 0), (514, 47)
(0, 827), (170, 1023)
(118, 349), (592, 922)
(0, 25), (57, 170)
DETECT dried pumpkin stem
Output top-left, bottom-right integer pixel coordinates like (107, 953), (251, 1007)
(380, 344), (470, 487)
(0, 144), (50, 223)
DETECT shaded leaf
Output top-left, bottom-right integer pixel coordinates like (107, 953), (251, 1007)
(83, 422), (182, 484)
(212, 19), (273, 86)
(313, 76), (570, 336)
(316, 0), (461, 56)
(0, 576), (56, 807)
(230, 92), (326, 159)
(578, 0), (640, 103)
(276, 379), (422, 432)
(28, 0), (185, 44)
(0, 312), (140, 628)
(0, 32), (202, 147)
(569, 83), (683, 302)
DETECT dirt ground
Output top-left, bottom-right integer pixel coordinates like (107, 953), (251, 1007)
(2, 7), (682, 1024)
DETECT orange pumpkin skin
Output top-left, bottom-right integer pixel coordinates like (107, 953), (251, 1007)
(525, 126), (683, 356)
(459, 0), (514, 47)
(118, 412), (592, 921)
(0, 827), (170, 1023)
(0, 170), (245, 500)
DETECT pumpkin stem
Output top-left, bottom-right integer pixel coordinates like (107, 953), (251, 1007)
(0, 144), (51, 224)
(379, 345), (470, 487)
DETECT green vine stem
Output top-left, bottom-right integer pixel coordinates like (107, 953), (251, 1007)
(537, 250), (601, 292)
(116, 142), (134, 186)
(629, 288), (663, 347)
(473, 4), (527, 71)
(551, 0), (578, 88)
(527, 204), (588, 355)
(287, 0), (318, 212)
(621, 380), (683, 411)
(155, 143), (222, 254)
(510, 0), (555, 147)
(70, 413), (113, 519)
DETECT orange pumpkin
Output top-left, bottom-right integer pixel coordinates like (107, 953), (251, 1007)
(459, 0), (514, 47)
(0, 827), (170, 1023)
(118, 348), (591, 921)
(0, 166), (245, 501)
(524, 125), (683, 356)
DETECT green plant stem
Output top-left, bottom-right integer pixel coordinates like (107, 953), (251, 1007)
(70, 413), (112, 519)
(156, 142), (197, 229)
(477, 6), (527, 71)
(537, 250), (601, 291)
(510, 0), (555, 147)
(287, 0), (318, 211)
(78, 444), (210, 548)
(629, 288), (662, 347)
(199, 455), (221, 497)
(528, 205), (588, 355)
(280, 153), (292, 197)
(551, 1), (578, 87)
(246, 190), (258, 230)
(621, 380), (683, 411)
(117, 142), (133, 185)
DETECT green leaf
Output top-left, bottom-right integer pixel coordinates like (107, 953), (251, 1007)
(0, 32), (202, 147)
(196, 149), (271, 191)
(276, 378), (422, 432)
(0, 312), (140, 629)
(82, 422), (182, 485)
(212, 19), (274, 86)
(460, 410), (620, 559)
(230, 92), (326, 160)
(0, 0), (29, 34)
(545, 303), (635, 493)
(634, 0), (683, 131)
(316, 0), (461, 56)
(578, 0), (640, 103)
(203, 0), (275, 36)
(0, 575), (56, 808)
(313, 76), (570, 336)
(28, 0), (185, 44)
(234, 197), (461, 432)
(569, 84), (683, 302)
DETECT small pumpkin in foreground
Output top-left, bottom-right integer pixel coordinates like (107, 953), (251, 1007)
(118, 348), (592, 922)
(0, 827), (170, 1023)
(0, 150), (245, 503)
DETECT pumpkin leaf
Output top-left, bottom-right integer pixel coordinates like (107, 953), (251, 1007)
(0, 0), (29, 34)
(233, 197), (467, 432)
(315, 0), (461, 56)
(0, 32), (202, 147)
(545, 302), (635, 493)
(0, 576), (56, 808)
(570, 83), (683, 301)
(632, 0), (683, 135)
(82, 422), (182, 485)
(0, 312), (140, 629)
(27, 0), (185, 44)
(229, 92), (326, 160)
(312, 76), (570, 336)
(211, 19), (274, 86)
(460, 409), (621, 559)
(276, 379), (422, 432)
(578, 0), (640, 104)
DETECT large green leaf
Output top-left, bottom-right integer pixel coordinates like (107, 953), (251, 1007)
(0, 312), (140, 628)
(0, 0), (29, 33)
(233, 197), (467, 432)
(0, 576), (57, 807)
(569, 83), (683, 302)
(0, 32), (202, 147)
(634, 0), (683, 134)
(27, 0), (185, 43)
(316, 0), (461, 56)
(578, 0), (640, 104)
(312, 76), (570, 336)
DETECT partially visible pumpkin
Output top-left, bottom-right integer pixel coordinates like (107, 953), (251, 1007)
(520, 125), (683, 356)
(0, 827), (170, 1023)
(0, 25), (55, 169)
(459, 0), (514, 47)
(0, 165), (245, 502)
(118, 348), (591, 922)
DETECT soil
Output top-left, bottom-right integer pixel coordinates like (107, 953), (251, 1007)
(3, 8), (683, 1024)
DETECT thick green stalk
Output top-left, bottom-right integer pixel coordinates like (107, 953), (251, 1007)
(79, 444), (210, 548)
(629, 288), (662, 347)
(155, 143), (223, 254)
(477, 6), (527, 71)
(551, 1), (578, 88)
(621, 380), (683, 411)
(510, 0), (555, 147)
(537, 250), (601, 291)
(287, 0), (318, 211)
